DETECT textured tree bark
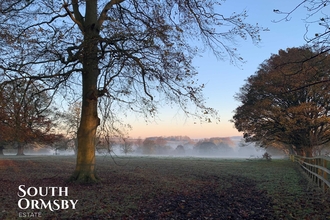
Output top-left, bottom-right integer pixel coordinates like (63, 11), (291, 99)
(70, 55), (100, 182)
(70, 1), (100, 182)
(70, 91), (99, 182)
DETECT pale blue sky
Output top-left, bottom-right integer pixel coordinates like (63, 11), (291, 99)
(127, 0), (325, 139)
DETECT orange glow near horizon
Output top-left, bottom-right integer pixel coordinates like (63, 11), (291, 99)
(128, 120), (242, 139)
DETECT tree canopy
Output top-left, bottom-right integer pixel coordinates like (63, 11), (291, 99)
(232, 47), (330, 157)
(0, 79), (58, 155)
(0, 0), (263, 182)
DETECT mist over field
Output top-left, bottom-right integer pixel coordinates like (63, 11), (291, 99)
(2, 136), (286, 159)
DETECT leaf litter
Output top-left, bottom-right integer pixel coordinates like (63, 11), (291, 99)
(0, 156), (329, 219)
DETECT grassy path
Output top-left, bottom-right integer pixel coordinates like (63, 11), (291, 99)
(0, 156), (329, 219)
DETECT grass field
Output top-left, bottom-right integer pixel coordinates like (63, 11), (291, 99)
(0, 155), (329, 219)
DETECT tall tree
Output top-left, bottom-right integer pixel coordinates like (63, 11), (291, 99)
(0, 79), (56, 155)
(0, 0), (263, 182)
(232, 47), (330, 157)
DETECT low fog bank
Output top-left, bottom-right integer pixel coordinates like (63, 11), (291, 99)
(105, 144), (268, 159)
(2, 148), (75, 156)
(1, 136), (288, 158)
(95, 136), (287, 159)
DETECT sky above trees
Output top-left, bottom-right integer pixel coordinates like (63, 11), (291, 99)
(126, 0), (327, 139)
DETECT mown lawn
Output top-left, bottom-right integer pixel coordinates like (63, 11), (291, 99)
(0, 155), (329, 219)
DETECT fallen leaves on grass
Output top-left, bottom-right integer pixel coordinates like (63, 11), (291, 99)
(0, 156), (329, 220)
(133, 175), (274, 219)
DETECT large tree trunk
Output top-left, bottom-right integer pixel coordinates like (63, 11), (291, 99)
(297, 147), (313, 157)
(16, 143), (25, 156)
(70, 1), (100, 183)
(304, 147), (313, 157)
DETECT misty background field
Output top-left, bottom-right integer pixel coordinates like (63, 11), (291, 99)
(2, 136), (290, 160)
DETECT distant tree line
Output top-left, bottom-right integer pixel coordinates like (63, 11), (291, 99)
(131, 136), (236, 156)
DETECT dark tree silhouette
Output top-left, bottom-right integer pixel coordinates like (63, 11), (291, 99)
(195, 141), (217, 155)
(175, 145), (185, 155)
